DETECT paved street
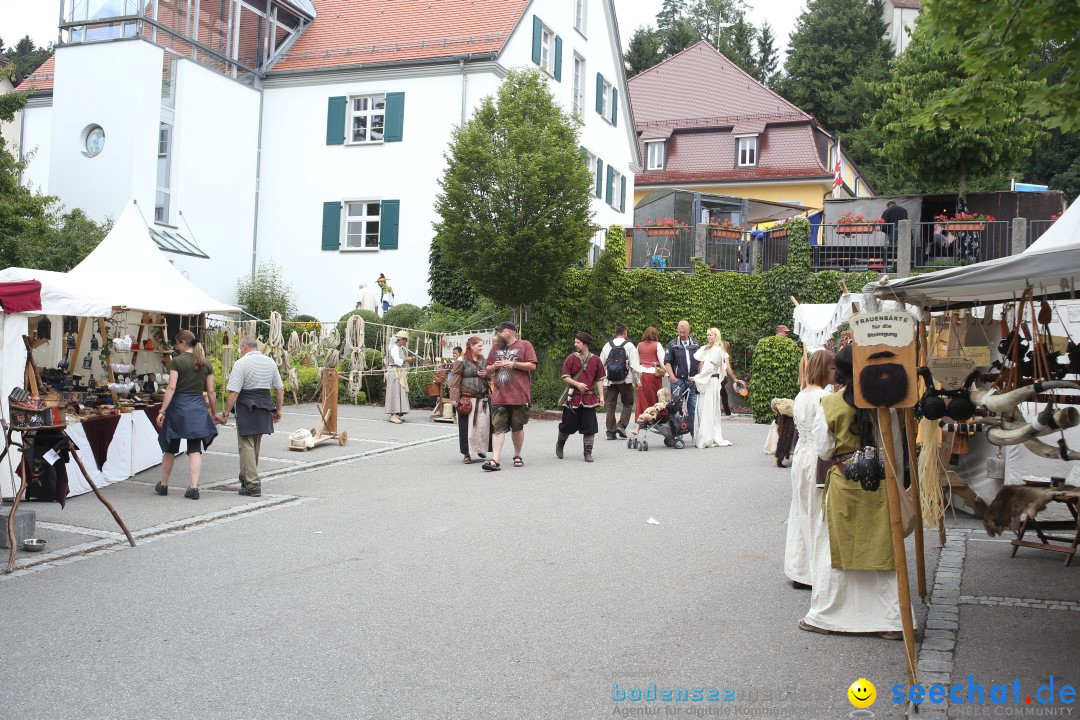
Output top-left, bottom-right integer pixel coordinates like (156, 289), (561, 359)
(1, 405), (1077, 720)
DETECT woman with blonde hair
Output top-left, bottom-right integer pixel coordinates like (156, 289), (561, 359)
(155, 329), (220, 499)
(784, 348), (833, 589)
(692, 327), (739, 448)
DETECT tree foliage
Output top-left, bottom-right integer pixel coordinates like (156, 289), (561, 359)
(427, 233), (478, 310)
(917, 0), (1080, 133)
(753, 22), (780, 87)
(1, 35), (52, 79)
(871, 21), (1039, 195)
(236, 262), (295, 322)
(433, 68), (593, 311)
(779, 0), (893, 137)
(625, 26), (665, 77)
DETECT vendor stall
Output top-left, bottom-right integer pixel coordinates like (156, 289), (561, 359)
(1, 201), (240, 499)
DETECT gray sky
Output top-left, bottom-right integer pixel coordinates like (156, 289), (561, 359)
(1, 0), (804, 63)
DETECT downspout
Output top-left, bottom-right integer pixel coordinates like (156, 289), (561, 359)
(250, 83), (265, 276)
(459, 57), (468, 125)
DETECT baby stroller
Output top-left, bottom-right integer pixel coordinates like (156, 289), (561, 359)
(628, 385), (693, 451)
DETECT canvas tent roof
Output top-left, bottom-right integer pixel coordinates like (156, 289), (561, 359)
(865, 197), (1080, 309)
(0, 267), (113, 317)
(67, 201), (241, 315)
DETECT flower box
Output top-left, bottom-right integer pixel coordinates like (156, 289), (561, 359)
(708, 229), (741, 240)
(767, 228), (789, 239)
(836, 224), (875, 235)
(941, 222), (985, 232)
(645, 228), (680, 237)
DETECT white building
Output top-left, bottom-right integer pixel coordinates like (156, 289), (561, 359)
(14, 0), (640, 320)
(882, 0), (921, 55)
(0, 58), (23, 162)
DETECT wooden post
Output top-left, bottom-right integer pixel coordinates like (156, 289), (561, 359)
(68, 317), (88, 372)
(903, 408), (927, 599)
(320, 368), (338, 434)
(878, 407), (919, 686)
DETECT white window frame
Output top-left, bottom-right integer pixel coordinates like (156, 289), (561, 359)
(155, 121), (172, 224)
(540, 24), (555, 75)
(572, 54), (586, 116)
(342, 200), (382, 251)
(589, 154), (602, 198)
(610, 170), (623, 208)
(646, 141), (665, 171)
(574, 0), (587, 36)
(736, 135), (758, 167)
(348, 94), (387, 145)
(601, 78), (613, 123)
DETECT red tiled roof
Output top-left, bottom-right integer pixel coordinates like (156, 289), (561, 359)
(271, 0), (529, 72)
(628, 42), (810, 126)
(891, 0), (922, 9)
(637, 124), (829, 185)
(15, 55), (55, 93)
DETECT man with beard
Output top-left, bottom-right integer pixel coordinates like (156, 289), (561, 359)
(482, 321), (537, 471)
(557, 331), (605, 462)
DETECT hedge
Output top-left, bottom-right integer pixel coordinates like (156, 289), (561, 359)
(748, 335), (802, 423)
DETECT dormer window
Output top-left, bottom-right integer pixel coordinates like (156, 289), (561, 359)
(646, 141), (666, 171)
(736, 135), (758, 167)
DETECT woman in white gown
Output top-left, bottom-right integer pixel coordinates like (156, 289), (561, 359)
(692, 328), (739, 448)
(783, 349), (834, 589)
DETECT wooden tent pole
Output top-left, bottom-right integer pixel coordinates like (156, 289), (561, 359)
(878, 407), (918, 686)
(903, 407), (927, 599)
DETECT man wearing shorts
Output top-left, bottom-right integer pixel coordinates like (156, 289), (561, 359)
(482, 321), (537, 471)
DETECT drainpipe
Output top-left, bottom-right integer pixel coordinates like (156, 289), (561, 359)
(459, 57), (468, 125)
(250, 83), (265, 276)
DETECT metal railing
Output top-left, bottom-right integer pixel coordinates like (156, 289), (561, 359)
(625, 227), (696, 272)
(810, 224), (898, 273)
(1029, 219), (1054, 244)
(911, 220), (1011, 270)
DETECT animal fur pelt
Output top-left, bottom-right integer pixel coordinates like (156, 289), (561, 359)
(771, 397), (795, 416)
(775, 415), (798, 462)
(984, 485), (1080, 536)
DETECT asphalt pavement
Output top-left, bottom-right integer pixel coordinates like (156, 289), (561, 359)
(1, 404), (1076, 720)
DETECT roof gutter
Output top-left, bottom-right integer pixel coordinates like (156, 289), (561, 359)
(266, 51), (499, 80)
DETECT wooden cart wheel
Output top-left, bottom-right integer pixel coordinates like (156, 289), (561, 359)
(339, 431), (348, 446)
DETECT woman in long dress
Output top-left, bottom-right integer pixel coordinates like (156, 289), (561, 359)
(692, 327), (739, 448)
(783, 349), (834, 589)
(449, 335), (491, 463)
(384, 329), (414, 423)
(800, 345), (903, 639)
(634, 326), (664, 419)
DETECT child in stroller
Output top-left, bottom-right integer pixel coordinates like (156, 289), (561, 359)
(628, 385), (693, 451)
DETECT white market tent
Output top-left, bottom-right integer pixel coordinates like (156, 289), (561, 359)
(1, 200), (240, 497)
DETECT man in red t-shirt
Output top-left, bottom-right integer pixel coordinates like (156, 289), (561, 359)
(557, 331), (605, 462)
(482, 321), (537, 471)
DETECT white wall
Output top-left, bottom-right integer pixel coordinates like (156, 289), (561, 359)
(47, 40), (163, 223)
(18, 103), (51, 194)
(165, 58), (260, 306)
(257, 67), (503, 320)
(501, 0), (637, 231)
(0, 75), (22, 158)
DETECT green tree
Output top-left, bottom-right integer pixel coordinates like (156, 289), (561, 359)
(661, 18), (701, 57)
(753, 22), (779, 87)
(427, 234), (478, 310)
(625, 26), (665, 77)
(918, 0), (1080, 133)
(656, 0), (684, 31)
(3, 35), (51, 79)
(236, 262), (296, 322)
(779, 0), (893, 136)
(433, 68), (594, 315)
(872, 22), (1039, 196)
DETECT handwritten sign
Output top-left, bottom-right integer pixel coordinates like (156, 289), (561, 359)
(851, 311), (917, 348)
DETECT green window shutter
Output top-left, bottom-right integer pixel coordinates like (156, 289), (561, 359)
(379, 200), (400, 250)
(620, 175), (626, 212)
(595, 158), (603, 198)
(532, 16), (542, 65)
(579, 145), (588, 164)
(606, 165), (614, 205)
(554, 36), (563, 81)
(611, 88), (618, 126)
(595, 73), (604, 114)
(321, 201), (341, 250)
(326, 96), (346, 145)
(384, 92), (405, 142)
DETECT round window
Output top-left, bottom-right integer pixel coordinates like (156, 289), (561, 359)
(82, 125), (105, 157)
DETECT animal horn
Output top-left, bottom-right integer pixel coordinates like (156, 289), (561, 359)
(972, 380), (1080, 414)
(1022, 437), (1080, 461)
(987, 406), (1080, 446)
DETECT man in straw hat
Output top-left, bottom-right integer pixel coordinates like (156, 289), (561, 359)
(557, 331), (605, 462)
(385, 329), (415, 423)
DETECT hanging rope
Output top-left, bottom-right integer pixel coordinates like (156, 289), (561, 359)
(287, 330), (301, 354)
(345, 313), (367, 400)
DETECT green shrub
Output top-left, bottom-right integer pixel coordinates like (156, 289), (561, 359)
(383, 303), (425, 330)
(236, 261), (295, 321)
(336, 309), (381, 349)
(748, 335), (803, 423)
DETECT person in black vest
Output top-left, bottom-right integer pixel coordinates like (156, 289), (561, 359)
(664, 320), (700, 439)
(880, 201), (908, 246)
(599, 323), (640, 440)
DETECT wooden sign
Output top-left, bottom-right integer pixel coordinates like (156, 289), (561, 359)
(928, 357), (977, 391)
(851, 311), (919, 409)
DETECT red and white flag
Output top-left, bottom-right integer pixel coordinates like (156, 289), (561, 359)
(832, 143), (843, 198)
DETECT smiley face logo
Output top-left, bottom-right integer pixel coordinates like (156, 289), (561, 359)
(848, 679), (876, 708)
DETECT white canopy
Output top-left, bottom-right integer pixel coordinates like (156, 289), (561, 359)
(792, 294), (918, 349)
(0, 267), (113, 317)
(67, 200), (241, 315)
(865, 197), (1080, 308)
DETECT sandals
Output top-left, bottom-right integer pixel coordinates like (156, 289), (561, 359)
(798, 619), (832, 635)
(878, 630), (903, 641)
(463, 455), (473, 464)
(481, 460), (501, 472)
(513, 456), (524, 467)
(798, 619), (902, 640)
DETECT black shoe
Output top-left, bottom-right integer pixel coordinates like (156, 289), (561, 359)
(154, 482), (168, 496)
(615, 427), (627, 439)
(792, 580), (812, 591)
(184, 487), (200, 500)
(238, 485), (262, 497)
(606, 433), (617, 440)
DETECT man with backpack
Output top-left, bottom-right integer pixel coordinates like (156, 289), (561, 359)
(599, 323), (640, 441)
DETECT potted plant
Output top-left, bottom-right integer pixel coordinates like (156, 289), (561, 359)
(707, 218), (745, 240)
(836, 211), (884, 235)
(642, 217), (689, 237)
(767, 216), (798, 239)
(934, 211), (995, 232)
